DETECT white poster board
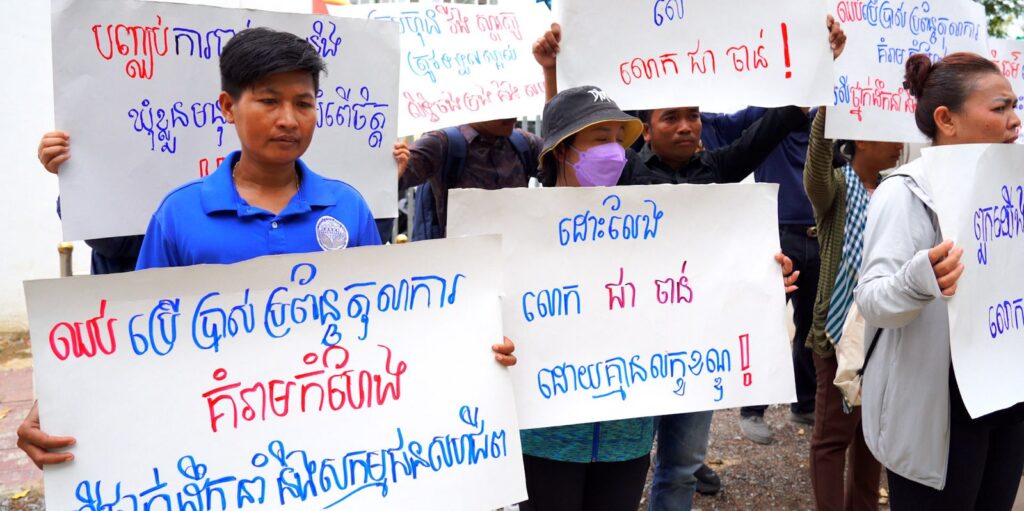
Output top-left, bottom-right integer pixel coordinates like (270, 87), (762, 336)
(922, 144), (1024, 418)
(330, 2), (551, 137)
(989, 38), (1024, 145)
(448, 185), (796, 429)
(825, 0), (988, 143)
(554, 0), (833, 112)
(52, 0), (399, 241)
(25, 236), (526, 510)
(143, 0), (313, 12)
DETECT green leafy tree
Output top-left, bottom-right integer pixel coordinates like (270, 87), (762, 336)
(977, 0), (1024, 38)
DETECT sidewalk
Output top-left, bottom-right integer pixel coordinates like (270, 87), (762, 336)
(0, 335), (43, 507)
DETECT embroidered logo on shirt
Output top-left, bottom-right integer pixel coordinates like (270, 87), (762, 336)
(315, 215), (349, 251)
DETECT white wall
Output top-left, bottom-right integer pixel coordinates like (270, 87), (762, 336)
(0, 1), (91, 332)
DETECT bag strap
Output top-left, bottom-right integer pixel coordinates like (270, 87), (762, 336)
(441, 126), (468, 188)
(508, 129), (534, 178)
(425, 127), (468, 230)
(857, 327), (884, 376)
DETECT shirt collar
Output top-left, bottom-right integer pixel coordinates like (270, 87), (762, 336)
(459, 124), (480, 144)
(200, 151), (337, 217)
(640, 143), (674, 170)
(639, 143), (698, 172)
(459, 124), (516, 148)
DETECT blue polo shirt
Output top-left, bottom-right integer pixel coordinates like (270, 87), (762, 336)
(137, 151), (381, 270)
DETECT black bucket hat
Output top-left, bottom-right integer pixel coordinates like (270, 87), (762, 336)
(539, 85), (643, 163)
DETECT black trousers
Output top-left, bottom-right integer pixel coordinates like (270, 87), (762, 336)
(888, 371), (1024, 510)
(518, 454), (650, 511)
(742, 225), (818, 417)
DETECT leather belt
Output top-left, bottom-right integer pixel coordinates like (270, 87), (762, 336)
(782, 224), (818, 238)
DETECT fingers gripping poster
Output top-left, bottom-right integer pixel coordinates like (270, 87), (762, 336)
(51, 0), (400, 241)
(24, 236), (526, 510)
(448, 184), (797, 430)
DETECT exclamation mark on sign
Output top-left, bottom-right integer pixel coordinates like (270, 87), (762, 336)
(739, 333), (752, 386)
(780, 23), (792, 79)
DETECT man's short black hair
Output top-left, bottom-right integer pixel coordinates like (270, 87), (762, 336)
(635, 110), (653, 124)
(219, 27), (327, 98)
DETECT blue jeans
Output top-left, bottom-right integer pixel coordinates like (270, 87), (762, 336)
(648, 410), (714, 511)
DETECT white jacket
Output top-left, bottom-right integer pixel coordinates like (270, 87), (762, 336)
(854, 158), (951, 490)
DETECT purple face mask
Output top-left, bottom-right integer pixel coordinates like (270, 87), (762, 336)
(570, 142), (626, 187)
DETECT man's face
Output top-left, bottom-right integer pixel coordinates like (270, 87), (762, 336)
(643, 107), (702, 168)
(471, 118), (517, 139)
(219, 70), (317, 168)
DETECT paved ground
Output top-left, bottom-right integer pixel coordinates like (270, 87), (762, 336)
(0, 333), (42, 511)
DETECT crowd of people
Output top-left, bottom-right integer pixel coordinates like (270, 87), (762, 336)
(16, 7), (1024, 511)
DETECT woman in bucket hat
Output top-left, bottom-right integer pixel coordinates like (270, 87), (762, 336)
(517, 86), (654, 511)
(524, 17), (844, 510)
(537, 85), (644, 188)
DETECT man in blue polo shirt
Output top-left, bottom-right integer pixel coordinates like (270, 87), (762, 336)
(136, 27), (380, 269)
(136, 151), (379, 268)
(19, 26), (516, 468)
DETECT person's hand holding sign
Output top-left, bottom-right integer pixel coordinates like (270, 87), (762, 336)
(392, 141), (411, 178)
(38, 131), (71, 175)
(17, 403), (75, 468)
(929, 240), (964, 297)
(776, 253), (800, 294)
(827, 14), (847, 60)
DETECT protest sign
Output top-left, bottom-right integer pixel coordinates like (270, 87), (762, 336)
(24, 236), (526, 510)
(52, 0), (399, 241)
(825, 0), (988, 143)
(921, 144), (1024, 418)
(141, 0), (311, 11)
(553, 0), (833, 112)
(447, 184), (795, 429)
(330, 2), (551, 136)
(988, 38), (1024, 145)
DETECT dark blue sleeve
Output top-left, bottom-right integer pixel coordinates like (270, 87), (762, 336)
(700, 107), (766, 149)
(703, 106), (808, 183)
(85, 236), (144, 261)
(60, 195), (144, 264)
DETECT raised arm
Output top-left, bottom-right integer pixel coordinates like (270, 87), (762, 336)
(533, 23), (560, 102)
(705, 106), (808, 183)
(803, 108), (840, 219)
(701, 108), (765, 148)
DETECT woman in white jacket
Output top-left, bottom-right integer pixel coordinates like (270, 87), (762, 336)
(854, 52), (1022, 509)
